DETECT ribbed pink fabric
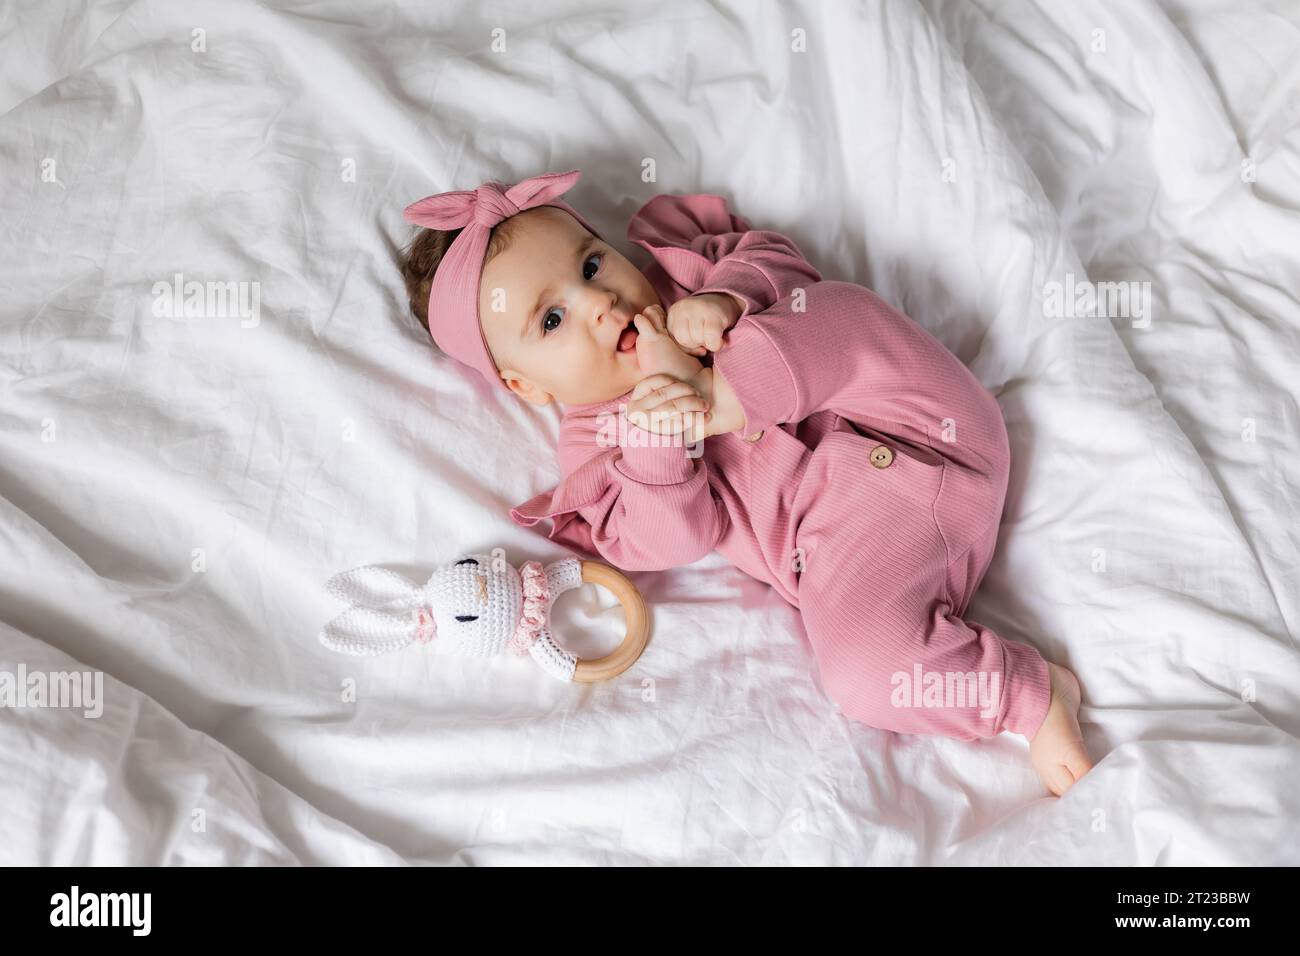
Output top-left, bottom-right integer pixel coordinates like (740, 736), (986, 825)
(510, 194), (1052, 740)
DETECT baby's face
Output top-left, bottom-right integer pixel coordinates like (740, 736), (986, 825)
(479, 206), (661, 406)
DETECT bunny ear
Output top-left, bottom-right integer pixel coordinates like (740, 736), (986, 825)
(319, 606), (418, 657)
(325, 566), (422, 608)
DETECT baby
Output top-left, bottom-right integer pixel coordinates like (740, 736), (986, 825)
(400, 170), (1093, 796)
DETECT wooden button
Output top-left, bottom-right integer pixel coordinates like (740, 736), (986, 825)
(743, 429), (765, 443)
(869, 445), (894, 468)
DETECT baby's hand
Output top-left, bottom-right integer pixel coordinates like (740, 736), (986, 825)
(625, 374), (710, 443)
(666, 292), (743, 356)
(634, 303), (704, 382)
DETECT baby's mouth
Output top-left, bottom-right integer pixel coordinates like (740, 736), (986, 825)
(616, 325), (639, 354)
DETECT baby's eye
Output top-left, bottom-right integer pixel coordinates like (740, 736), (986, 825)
(540, 253), (603, 336)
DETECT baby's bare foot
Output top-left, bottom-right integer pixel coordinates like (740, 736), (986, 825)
(1029, 663), (1094, 796)
(633, 305), (703, 382)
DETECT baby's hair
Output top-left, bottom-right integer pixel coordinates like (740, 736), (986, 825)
(399, 217), (521, 340)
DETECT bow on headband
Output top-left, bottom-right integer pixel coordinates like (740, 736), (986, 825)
(402, 169), (603, 391)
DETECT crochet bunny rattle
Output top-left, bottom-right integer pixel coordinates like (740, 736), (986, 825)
(318, 550), (650, 682)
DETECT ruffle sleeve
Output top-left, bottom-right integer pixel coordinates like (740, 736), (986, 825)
(509, 422), (728, 573)
(627, 193), (822, 315)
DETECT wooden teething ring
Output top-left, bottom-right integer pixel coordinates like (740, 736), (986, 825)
(567, 561), (650, 682)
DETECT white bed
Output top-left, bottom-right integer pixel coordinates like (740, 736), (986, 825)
(1, 0), (1296, 864)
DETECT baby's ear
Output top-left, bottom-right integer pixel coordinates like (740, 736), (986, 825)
(503, 374), (553, 406)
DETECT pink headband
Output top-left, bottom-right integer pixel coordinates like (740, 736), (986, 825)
(402, 169), (602, 391)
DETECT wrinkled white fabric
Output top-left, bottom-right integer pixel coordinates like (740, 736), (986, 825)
(0, 0), (1296, 864)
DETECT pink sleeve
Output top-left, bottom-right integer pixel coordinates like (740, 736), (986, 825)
(511, 420), (729, 573)
(628, 193), (822, 316)
(582, 425), (729, 571)
(712, 282), (946, 439)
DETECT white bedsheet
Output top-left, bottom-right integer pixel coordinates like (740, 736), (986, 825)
(1, 0), (1296, 865)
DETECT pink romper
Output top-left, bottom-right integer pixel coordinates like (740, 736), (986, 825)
(511, 194), (1051, 741)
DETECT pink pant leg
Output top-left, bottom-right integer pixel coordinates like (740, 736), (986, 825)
(794, 402), (1051, 741)
(934, 513), (1052, 740)
(800, 543), (1050, 740)
(934, 388), (1051, 739)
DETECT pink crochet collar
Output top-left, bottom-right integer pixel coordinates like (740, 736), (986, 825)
(507, 560), (550, 656)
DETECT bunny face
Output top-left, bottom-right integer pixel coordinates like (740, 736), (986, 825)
(425, 552), (523, 658)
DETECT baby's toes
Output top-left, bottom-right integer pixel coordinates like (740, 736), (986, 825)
(633, 313), (657, 338)
(1039, 743), (1093, 796)
(1062, 740), (1094, 783)
(1040, 761), (1073, 797)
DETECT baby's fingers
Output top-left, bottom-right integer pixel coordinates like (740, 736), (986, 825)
(637, 398), (709, 436)
(666, 312), (707, 356)
(628, 378), (708, 428)
(702, 316), (728, 353)
(684, 315), (709, 355)
(689, 314), (717, 354)
(649, 390), (709, 415)
(631, 376), (703, 407)
(629, 373), (685, 401)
